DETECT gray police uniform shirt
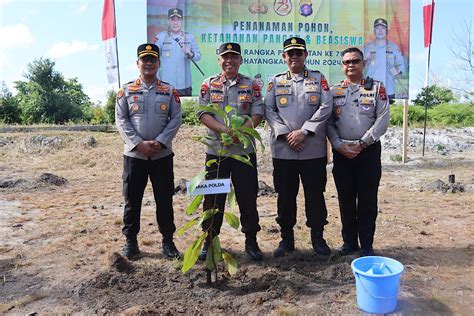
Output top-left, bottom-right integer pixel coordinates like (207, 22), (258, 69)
(155, 31), (201, 90)
(115, 78), (182, 160)
(364, 40), (406, 96)
(327, 78), (390, 149)
(197, 73), (264, 156)
(264, 68), (333, 160)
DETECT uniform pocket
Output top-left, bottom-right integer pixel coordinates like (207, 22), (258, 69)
(305, 92), (321, 106)
(155, 95), (171, 115)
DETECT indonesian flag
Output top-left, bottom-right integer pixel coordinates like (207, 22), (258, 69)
(102, 0), (119, 86)
(423, 0), (435, 86)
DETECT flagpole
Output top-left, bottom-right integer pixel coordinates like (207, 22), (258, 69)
(422, 0), (435, 157)
(422, 45), (431, 156)
(112, 0), (121, 88)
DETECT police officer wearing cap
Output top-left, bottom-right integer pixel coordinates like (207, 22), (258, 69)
(327, 47), (390, 257)
(363, 18), (406, 99)
(116, 43), (182, 259)
(154, 8), (201, 96)
(264, 37), (333, 257)
(197, 42), (264, 261)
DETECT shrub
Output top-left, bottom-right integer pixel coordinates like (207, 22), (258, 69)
(390, 103), (474, 127)
(181, 97), (200, 125)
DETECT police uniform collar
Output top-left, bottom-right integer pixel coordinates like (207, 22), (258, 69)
(219, 73), (242, 84)
(287, 68), (309, 80)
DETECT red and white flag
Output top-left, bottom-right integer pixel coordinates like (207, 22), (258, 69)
(102, 0), (120, 86)
(423, 0), (435, 86)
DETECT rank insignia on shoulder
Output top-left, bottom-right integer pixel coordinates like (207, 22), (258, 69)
(267, 81), (274, 92)
(173, 89), (181, 103)
(321, 78), (329, 91)
(117, 88), (124, 100)
(379, 85), (387, 101)
(160, 103), (168, 111)
(211, 81), (223, 88)
(201, 83), (209, 98)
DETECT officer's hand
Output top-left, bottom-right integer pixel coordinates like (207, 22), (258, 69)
(182, 45), (193, 58)
(337, 143), (361, 159)
(136, 141), (154, 157)
(286, 130), (305, 150)
(150, 141), (163, 154)
(341, 79), (350, 87)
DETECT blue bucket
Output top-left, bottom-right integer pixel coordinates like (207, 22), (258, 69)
(351, 256), (404, 314)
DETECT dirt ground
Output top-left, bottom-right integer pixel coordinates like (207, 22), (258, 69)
(0, 126), (473, 314)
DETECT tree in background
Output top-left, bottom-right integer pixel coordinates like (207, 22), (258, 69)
(14, 58), (93, 124)
(450, 18), (473, 102)
(0, 81), (21, 124)
(104, 89), (117, 124)
(413, 85), (456, 107)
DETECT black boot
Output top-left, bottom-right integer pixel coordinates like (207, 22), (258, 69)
(162, 238), (181, 259)
(274, 229), (295, 258)
(311, 230), (331, 256)
(121, 238), (140, 259)
(245, 235), (263, 261)
(338, 243), (360, 256)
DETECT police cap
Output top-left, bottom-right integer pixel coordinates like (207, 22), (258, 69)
(374, 18), (388, 28)
(217, 42), (241, 56)
(283, 37), (306, 52)
(168, 8), (183, 18)
(137, 43), (159, 58)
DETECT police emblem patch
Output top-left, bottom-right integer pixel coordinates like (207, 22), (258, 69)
(132, 104), (140, 112)
(280, 97), (288, 105)
(160, 103), (168, 111)
(117, 88), (124, 100)
(310, 95), (318, 102)
(335, 107), (342, 116)
(267, 81), (274, 92)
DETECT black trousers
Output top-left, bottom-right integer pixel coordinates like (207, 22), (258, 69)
(202, 153), (261, 237)
(272, 157), (328, 236)
(332, 142), (382, 249)
(122, 154), (176, 240)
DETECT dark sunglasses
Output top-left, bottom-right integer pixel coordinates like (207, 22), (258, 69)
(140, 56), (159, 63)
(286, 50), (304, 57)
(342, 59), (362, 65)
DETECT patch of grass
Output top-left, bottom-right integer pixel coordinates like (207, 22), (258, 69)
(390, 154), (403, 162)
(390, 103), (474, 127)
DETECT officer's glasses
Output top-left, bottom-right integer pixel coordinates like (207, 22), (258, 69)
(342, 59), (362, 65)
(140, 56), (159, 64)
(286, 50), (304, 57)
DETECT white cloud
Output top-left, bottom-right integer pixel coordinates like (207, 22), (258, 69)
(78, 2), (88, 14)
(47, 40), (99, 59)
(0, 24), (34, 49)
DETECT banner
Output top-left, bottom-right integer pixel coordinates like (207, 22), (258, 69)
(102, 0), (119, 86)
(147, 0), (410, 99)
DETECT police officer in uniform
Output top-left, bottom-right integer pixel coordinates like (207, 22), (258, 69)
(197, 43), (264, 261)
(264, 37), (333, 257)
(116, 43), (182, 259)
(154, 8), (201, 96)
(363, 18), (406, 100)
(327, 47), (390, 257)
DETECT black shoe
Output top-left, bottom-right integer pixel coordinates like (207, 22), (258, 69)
(360, 247), (375, 257)
(312, 237), (331, 256)
(338, 244), (360, 256)
(273, 239), (295, 258)
(245, 239), (263, 261)
(121, 239), (140, 259)
(198, 242), (209, 261)
(162, 241), (181, 259)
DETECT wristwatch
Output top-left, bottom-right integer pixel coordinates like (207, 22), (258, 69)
(359, 139), (368, 149)
(301, 129), (309, 136)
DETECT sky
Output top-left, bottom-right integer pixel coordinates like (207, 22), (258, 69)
(0, 0), (472, 105)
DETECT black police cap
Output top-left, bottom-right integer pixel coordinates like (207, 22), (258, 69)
(283, 37), (306, 52)
(217, 42), (241, 56)
(137, 43), (159, 58)
(168, 8), (183, 18)
(374, 18), (388, 28)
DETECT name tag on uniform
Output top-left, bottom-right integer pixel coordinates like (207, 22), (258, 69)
(187, 179), (231, 196)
